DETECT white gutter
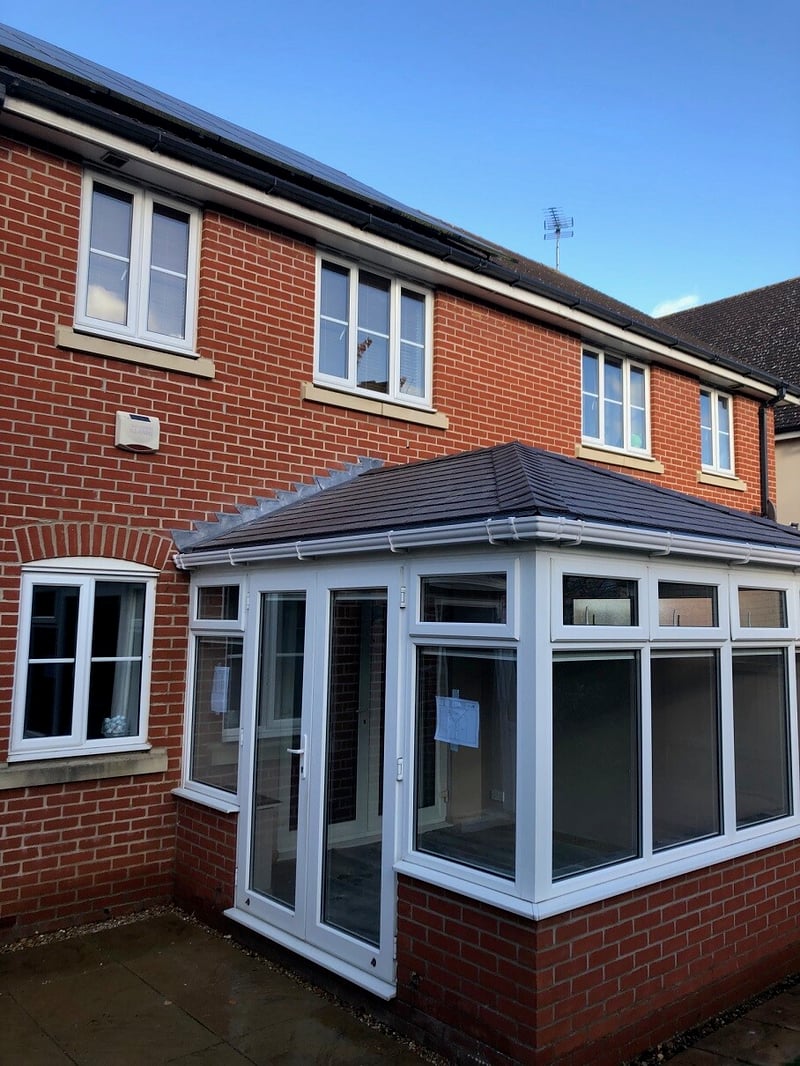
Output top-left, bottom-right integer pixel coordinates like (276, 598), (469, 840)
(4, 96), (797, 405)
(173, 514), (800, 572)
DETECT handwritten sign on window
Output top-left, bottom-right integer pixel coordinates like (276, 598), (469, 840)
(435, 696), (480, 749)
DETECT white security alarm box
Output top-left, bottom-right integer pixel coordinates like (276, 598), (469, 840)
(115, 411), (160, 452)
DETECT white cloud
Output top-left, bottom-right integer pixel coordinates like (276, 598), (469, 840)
(650, 294), (700, 318)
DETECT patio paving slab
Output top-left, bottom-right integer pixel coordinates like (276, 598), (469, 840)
(0, 910), (433, 1065)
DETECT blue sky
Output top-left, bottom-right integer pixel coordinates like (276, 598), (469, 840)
(3, 1), (798, 316)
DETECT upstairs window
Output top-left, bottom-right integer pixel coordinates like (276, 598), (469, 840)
(316, 257), (431, 405)
(11, 563), (155, 760)
(76, 174), (200, 353)
(582, 347), (648, 453)
(700, 389), (733, 473)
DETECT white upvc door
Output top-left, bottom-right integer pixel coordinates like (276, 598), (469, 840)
(232, 563), (401, 996)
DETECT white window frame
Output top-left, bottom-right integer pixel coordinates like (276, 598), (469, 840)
(700, 387), (734, 474)
(314, 254), (433, 407)
(10, 559), (156, 761)
(551, 556), (648, 641)
(180, 577), (246, 807)
(538, 559), (800, 912)
(75, 172), (200, 355)
(581, 346), (650, 455)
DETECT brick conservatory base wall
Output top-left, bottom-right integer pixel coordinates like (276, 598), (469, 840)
(394, 843), (800, 1065)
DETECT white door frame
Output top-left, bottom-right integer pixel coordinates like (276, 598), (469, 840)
(228, 559), (403, 998)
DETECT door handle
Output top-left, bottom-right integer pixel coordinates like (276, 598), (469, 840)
(286, 734), (307, 779)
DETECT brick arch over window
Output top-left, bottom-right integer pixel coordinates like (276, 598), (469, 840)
(13, 524), (173, 571)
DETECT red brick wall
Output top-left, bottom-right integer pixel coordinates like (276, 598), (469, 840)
(0, 126), (777, 943)
(396, 842), (800, 1065)
(173, 801), (237, 926)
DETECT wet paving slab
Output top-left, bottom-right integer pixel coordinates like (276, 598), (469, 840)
(0, 910), (435, 1066)
(5, 908), (800, 1066)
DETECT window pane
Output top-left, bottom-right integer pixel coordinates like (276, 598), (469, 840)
(86, 185), (132, 325)
(630, 403), (646, 450)
(150, 205), (190, 274)
(717, 396), (732, 469)
(87, 660), (142, 739)
(90, 185), (133, 258)
(89, 582), (146, 739)
(322, 592), (387, 946)
(738, 587), (787, 628)
(651, 653), (720, 850)
(24, 662), (75, 738)
(356, 331), (389, 393)
(320, 262), (349, 320)
(251, 592), (306, 909)
(190, 636), (243, 793)
(415, 647), (516, 879)
(604, 396), (624, 447)
(148, 269), (188, 339)
(733, 650), (790, 827)
(421, 574), (506, 623)
(319, 264), (350, 378)
(401, 289), (425, 343)
(658, 581), (717, 627)
(553, 653), (639, 879)
(91, 583), (145, 658)
(357, 272), (390, 334)
(197, 585), (240, 621)
(562, 575), (638, 626)
(29, 585), (79, 659)
(319, 318), (348, 378)
(582, 352), (600, 439)
(399, 291), (426, 396)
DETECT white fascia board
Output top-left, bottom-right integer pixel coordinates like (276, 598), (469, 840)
(173, 514), (800, 572)
(5, 96), (791, 403)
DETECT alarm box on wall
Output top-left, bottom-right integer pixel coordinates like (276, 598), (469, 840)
(115, 411), (161, 452)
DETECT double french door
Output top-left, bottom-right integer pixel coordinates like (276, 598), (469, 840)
(232, 568), (398, 995)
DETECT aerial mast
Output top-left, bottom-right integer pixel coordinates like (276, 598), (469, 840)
(543, 207), (574, 271)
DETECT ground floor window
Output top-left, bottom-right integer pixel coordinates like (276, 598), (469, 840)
(651, 651), (721, 850)
(733, 649), (791, 827)
(415, 646), (517, 879)
(11, 563), (155, 759)
(552, 652), (640, 878)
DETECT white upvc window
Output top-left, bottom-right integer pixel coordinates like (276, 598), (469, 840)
(315, 256), (432, 405)
(11, 561), (156, 760)
(700, 388), (734, 473)
(76, 173), (200, 354)
(582, 346), (649, 453)
(184, 581), (245, 802)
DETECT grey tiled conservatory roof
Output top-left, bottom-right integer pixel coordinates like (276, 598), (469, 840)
(177, 442), (800, 556)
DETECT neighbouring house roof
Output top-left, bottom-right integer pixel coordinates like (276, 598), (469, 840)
(661, 279), (800, 432)
(0, 21), (797, 404)
(174, 442), (800, 567)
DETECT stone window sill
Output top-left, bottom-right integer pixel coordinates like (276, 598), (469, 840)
(0, 748), (169, 790)
(302, 382), (449, 429)
(575, 443), (665, 474)
(56, 326), (215, 379)
(697, 470), (747, 492)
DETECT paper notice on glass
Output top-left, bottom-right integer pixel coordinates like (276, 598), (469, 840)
(211, 665), (230, 715)
(435, 696), (480, 748)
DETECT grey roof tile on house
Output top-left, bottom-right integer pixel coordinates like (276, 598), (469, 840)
(662, 279), (800, 431)
(0, 20), (797, 403)
(180, 442), (800, 555)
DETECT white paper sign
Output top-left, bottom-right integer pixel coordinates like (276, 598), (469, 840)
(435, 696), (480, 748)
(211, 665), (230, 715)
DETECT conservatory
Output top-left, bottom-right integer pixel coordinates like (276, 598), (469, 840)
(173, 442), (800, 997)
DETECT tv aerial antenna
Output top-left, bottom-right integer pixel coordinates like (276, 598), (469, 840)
(543, 207), (574, 271)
